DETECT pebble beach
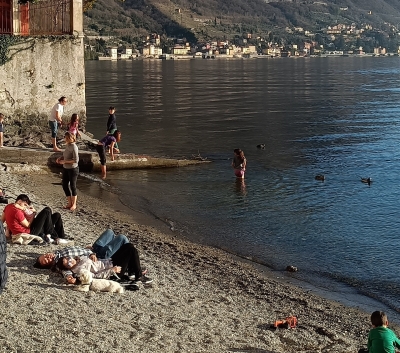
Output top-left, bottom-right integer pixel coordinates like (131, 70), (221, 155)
(0, 162), (391, 353)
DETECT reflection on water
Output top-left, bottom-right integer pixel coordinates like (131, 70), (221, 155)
(85, 58), (400, 321)
(234, 179), (247, 197)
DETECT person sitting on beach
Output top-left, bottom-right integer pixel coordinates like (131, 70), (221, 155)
(1, 194), (69, 244)
(96, 130), (121, 179)
(363, 311), (400, 353)
(57, 243), (152, 290)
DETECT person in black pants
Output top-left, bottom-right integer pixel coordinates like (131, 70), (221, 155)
(111, 243), (143, 281)
(0, 220), (8, 294)
(30, 206), (67, 242)
(57, 243), (153, 289)
(1, 194), (68, 244)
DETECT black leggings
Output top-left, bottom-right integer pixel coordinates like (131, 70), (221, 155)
(62, 167), (79, 196)
(96, 144), (107, 165)
(111, 243), (142, 279)
(30, 207), (65, 239)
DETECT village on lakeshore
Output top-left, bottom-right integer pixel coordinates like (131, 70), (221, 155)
(85, 21), (400, 60)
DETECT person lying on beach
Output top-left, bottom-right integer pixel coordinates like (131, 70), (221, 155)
(34, 228), (129, 268)
(1, 194), (69, 244)
(57, 243), (152, 289)
(34, 229), (151, 286)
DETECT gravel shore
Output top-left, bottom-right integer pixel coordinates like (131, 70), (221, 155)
(0, 162), (387, 353)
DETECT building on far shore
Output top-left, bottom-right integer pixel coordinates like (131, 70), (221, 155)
(374, 47), (387, 55)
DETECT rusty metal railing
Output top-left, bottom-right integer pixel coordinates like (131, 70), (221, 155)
(0, 0), (12, 34)
(0, 0), (72, 35)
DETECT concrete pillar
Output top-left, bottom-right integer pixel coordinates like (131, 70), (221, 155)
(12, 0), (20, 35)
(71, 0), (83, 37)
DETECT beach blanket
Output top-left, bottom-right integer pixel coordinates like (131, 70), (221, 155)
(11, 233), (44, 245)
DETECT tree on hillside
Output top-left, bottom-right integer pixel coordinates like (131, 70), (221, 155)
(84, 0), (125, 12)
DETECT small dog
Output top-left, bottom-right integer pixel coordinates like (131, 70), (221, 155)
(74, 269), (124, 293)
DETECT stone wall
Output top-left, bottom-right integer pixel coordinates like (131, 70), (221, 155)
(0, 36), (86, 126)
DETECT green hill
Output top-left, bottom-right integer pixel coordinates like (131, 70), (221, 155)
(84, 0), (400, 42)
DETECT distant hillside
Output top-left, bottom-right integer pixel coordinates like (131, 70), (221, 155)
(84, 0), (400, 42)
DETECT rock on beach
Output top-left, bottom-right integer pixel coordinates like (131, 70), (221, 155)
(0, 161), (382, 353)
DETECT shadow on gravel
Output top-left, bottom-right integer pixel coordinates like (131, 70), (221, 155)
(27, 282), (70, 290)
(229, 347), (276, 353)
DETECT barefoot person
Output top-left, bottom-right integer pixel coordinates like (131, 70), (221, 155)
(49, 96), (67, 151)
(1, 194), (69, 244)
(56, 131), (79, 211)
(106, 106), (119, 150)
(96, 130), (121, 179)
(232, 148), (247, 179)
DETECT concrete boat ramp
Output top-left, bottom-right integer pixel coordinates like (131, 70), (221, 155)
(0, 146), (210, 172)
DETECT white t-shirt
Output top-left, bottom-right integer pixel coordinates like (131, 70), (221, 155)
(49, 103), (64, 122)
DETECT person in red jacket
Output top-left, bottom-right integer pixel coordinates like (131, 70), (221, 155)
(1, 194), (68, 244)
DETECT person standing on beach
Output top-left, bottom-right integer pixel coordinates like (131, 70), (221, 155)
(0, 220), (8, 294)
(106, 106), (119, 151)
(56, 132), (79, 211)
(96, 130), (121, 179)
(232, 149), (247, 179)
(0, 113), (4, 147)
(49, 96), (67, 152)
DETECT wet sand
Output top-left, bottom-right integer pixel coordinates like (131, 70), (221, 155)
(0, 162), (389, 353)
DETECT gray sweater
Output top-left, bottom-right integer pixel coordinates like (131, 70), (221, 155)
(63, 143), (79, 169)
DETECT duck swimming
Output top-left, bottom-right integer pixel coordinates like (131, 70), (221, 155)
(256, 144), (265, 149)
(315, 174), (325, 181)
(361, 177), (372, 184)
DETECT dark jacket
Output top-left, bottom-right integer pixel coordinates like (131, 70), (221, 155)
(0, 221), (8, 294)
(106, 113), (117, 132)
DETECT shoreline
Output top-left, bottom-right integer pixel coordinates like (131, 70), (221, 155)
(96, 53), (400, 61)
(0, 162), (394, 352)
(78, 168), (400, 325)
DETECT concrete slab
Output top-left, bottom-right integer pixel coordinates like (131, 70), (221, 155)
(0, 147), (209, 172)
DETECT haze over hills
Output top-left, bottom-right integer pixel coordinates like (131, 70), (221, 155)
(84, 0), (400, 41)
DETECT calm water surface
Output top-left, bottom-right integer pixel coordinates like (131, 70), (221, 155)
(84, 58), (400, 320)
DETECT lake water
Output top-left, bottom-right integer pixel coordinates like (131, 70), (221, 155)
(84, 57), (400, 321)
